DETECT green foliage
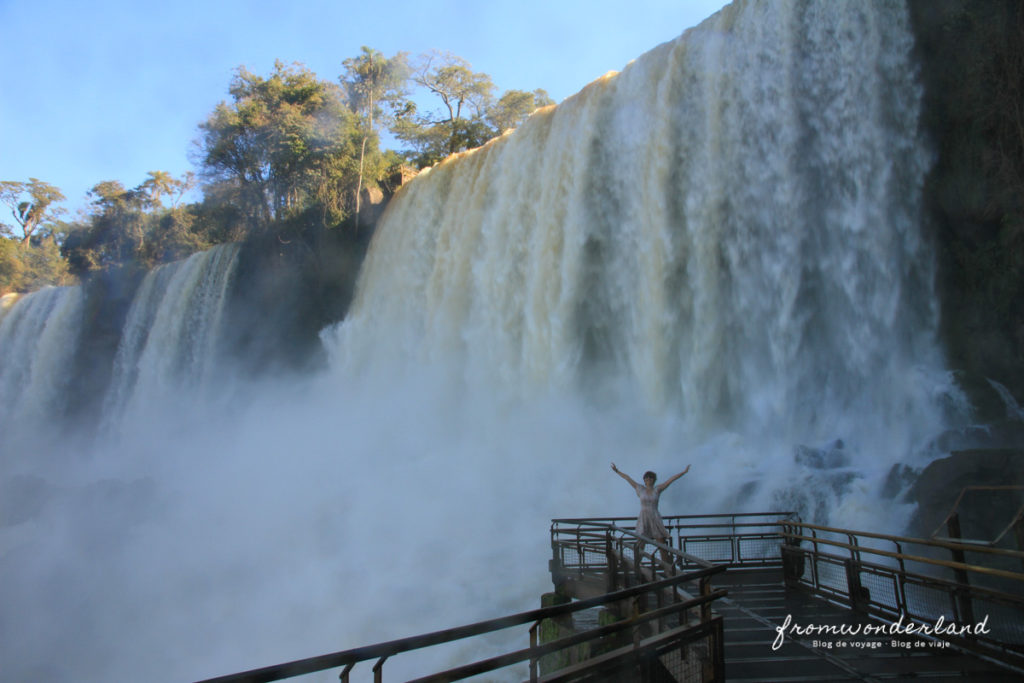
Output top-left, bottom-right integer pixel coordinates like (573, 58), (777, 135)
(2, 48), (554, 295)
(342, 47), (410, 129)
(0, 235), (74, 294)
(394, 51), (496, 167)
(0, 237), (22, 294)
(0, 178), (73, 293)
(487, 88), (554, 134)
(342, 47), (410, 230)
(392, 51), (554, 167)
(61, 173), (212, 276)
(0, 178), (66, 243)
(196, 61), (360, 227)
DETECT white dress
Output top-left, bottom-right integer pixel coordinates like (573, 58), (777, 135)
(633, 483), (670, 540)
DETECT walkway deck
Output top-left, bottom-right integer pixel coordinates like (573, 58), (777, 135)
(195, 512), (1024, 682)
(718, 568), (1019, 682)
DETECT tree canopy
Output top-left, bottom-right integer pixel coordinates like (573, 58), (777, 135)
(342, 47), (410, 230)
(196, 60), (362, 226)
(0, 179), (66, 244)
(1, 47), (554, 294)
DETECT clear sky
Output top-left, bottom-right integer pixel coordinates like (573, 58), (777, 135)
(1, 0), (728, 216)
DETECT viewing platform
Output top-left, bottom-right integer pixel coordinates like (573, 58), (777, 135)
(196, 511), (1024, 682)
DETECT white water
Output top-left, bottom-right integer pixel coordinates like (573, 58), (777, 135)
(331, 0), (957, 520)
(102, 243), (241, 428)
(0, 286), (85, 441)
(0, 2), (970, 681)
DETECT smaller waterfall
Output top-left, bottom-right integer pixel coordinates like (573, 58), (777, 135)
(986, 379), (1024, 421)
(103, 244), (241, 427)
(0, 286), (85, 437)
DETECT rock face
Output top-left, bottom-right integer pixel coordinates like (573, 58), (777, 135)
(906, 449), (1024, 542)
(909, 0), (1024, 404)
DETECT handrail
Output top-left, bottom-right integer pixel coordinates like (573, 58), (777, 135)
(552, 512), (794, 572)
(194, 564), (723, 683)
(787, 519), (1024, 561)
(404, 589), (727, 683)
(780, 526), (1024, 584)
(931, 485), (1024, 546)
(552, 519), (718, 569)
(552, 511), (798, 522)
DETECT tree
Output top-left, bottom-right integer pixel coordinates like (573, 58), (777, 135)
(195, 61), (359, 227)
(137, 170), (195, 210)
(394, 51), (496, 166)
(61, 172), (203, 275)
(0, 178), (66, 243)
(486, 88), (555, 134)
(342, 47), (409, 231)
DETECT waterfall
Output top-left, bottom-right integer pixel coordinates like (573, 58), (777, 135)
(103, 243), (241, 427)
(0, 286), (85, 441)
(329, 0), (952, 485)
(0, 3), (973, 681)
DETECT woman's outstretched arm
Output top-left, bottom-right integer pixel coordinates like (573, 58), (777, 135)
(611, 462), (640, 489)
(656, 465), (691, 492)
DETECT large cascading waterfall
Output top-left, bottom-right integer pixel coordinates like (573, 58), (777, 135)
(328, 0), (956, 520)
(0, 2), (971, 682)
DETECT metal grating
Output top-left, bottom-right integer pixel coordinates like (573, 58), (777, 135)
(814, 556), (848, 593)
(683, 538), (734, 563)
(859, 568), (900, 611)
(738, 535), (776, 561)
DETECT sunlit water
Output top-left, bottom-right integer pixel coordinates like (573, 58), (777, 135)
(0, 1), (971, 680)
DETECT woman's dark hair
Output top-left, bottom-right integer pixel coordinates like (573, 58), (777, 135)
(643, 471), (657, 482)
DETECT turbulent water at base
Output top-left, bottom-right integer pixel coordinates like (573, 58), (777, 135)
(0, 2), (974, 682)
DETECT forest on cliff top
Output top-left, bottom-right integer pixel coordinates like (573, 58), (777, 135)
(0, 47), (552, 295)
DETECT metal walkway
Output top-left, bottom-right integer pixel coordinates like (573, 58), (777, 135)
(194, 512), (1024, 682)
(717, 568), (1020, 681)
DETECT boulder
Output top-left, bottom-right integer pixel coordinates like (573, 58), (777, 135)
(905, 449), (1024, 541)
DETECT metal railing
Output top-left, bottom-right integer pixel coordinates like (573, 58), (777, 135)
(551, 512), (795, 572)
(780, 519), (1024, 670)
(195, 511), (1024, 681)
(546, 513), (795, 680)
(195, 544), (726, 683)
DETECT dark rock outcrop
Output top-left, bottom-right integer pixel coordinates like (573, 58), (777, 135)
(906, 449), (1024, 541)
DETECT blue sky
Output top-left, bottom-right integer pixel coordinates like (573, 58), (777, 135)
(1, 0), (728, 216)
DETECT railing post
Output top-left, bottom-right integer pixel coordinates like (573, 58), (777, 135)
(529, 622), (539, 683)
(844, 557), (869, 612)
(372, 656), (387, 683)
(606, 530), (618, 593)
(810, 528), (821, 591)
(780, 522), (804, 588)
(946, 513), (976, 625)
(731, 514), (739, 564)
(1013, 513), (1024, 572)
(894, 541), (909, 615)
(845, 535), (870, 612)
(700, 577), (712, 623)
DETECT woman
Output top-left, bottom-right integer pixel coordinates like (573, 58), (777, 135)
(611, 463), (691, 548)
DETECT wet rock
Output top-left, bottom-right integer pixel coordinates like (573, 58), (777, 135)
(905, 449), (1024, 539)
(881, 463), (919, 499)
(927, 418), (1024, 453)
(794, 439), (849, 469)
